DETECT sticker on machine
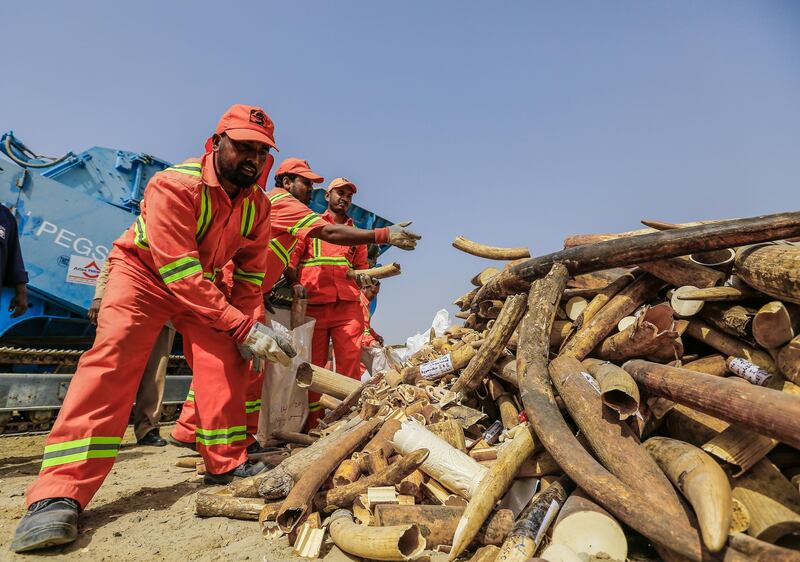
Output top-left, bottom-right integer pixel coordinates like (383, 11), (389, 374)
(66, 255), (105, 286)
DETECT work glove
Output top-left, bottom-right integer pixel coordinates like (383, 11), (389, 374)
(353, 273), (375, 288)
(387, 221), (421, 250)
(238, 322), (297, 369)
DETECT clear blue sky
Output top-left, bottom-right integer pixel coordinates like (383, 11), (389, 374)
(2, 1), (799, 342)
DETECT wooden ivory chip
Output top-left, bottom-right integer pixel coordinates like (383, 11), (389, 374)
(565, 297), (588, 321)
(292, 522), (325, 559)
(672, 285), (705, 318)
(367, 486), (399, 505)
(617, 316), (637, 332)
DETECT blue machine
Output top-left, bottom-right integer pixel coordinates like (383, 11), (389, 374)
(0, 131), (392, 341)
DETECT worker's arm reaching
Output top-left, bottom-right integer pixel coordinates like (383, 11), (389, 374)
(312, 221), (421, 251)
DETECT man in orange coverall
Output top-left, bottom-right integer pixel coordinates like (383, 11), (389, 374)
(264, 157), (422, 295)
(291, 178), (413, 426)
(360, 281), (385, 376)
(169, 157), (421, 449)
(11, 104), (296, 554)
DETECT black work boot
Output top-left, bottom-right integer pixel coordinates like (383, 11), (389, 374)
(166, 433), (196, 451)
(203, 460), (268, 485)
(246, 440), (270, 455)
(10, 498), (79, 553)
(137, 429), (167, 447)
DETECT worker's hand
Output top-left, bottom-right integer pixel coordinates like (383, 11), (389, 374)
(291, 283), (307, 300)
(388, 221), (421, 250)
(239, 322), (297, 367)
(353, 273), (375, 288)
(9, 285), (28, 318)
(263, 294), (276, 315)
(375, 334), (385, 346)
(87, 298), (102, 325)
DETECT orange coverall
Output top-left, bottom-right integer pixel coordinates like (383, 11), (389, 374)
(291, 210), (368, 426)
(173, 187), (326, 443)
(26, 156), (269, 508)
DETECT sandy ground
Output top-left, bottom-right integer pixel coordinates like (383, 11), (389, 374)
(0, 426), (666, 562)
(0, 424), (305, 561)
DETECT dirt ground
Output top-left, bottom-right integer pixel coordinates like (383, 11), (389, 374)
(0, 424), (305, 561)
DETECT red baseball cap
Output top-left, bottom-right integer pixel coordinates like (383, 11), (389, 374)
(275, 157), (324, 184)
(204, 104), (277, 152)
(326, 177), (358, 194)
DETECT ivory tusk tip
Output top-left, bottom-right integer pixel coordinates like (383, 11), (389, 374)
(448, 516), (470, 561)
(702, 528), (728, 553)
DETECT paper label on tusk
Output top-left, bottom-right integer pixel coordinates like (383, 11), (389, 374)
(580, 372), (602, 395)
(728, 357), (772, 386)
(534, 499), (561, 546)
(420, 354), (454, 379)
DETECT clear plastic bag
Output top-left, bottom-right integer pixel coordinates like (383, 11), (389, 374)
(256, 316), (316, 446)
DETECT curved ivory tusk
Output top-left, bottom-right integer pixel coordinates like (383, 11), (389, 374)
(644, 436), (732, 551)
(328, 509), (426, 561)
(348, 262), (402, 280)
(453, 235), (531, 260)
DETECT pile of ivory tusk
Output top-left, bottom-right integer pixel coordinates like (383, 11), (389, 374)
(190, 212), (800, 562)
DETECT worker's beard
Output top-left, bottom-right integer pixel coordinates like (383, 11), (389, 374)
(218, 159), (259, 189)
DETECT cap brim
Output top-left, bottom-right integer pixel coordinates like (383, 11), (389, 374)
(326, 182), (357, 194)
(297, 170), (325, 184)
(226, 128), (278, 150)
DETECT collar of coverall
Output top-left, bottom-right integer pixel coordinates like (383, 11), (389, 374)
(322, 208), (353, 226)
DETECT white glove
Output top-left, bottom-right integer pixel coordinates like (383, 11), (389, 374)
(387, 221), (421, 250)
(239, 322), (296, 368)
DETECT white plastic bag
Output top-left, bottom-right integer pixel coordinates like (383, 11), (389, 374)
(256, 315), (315, 446)
(360, 345), (403, 379)
(395, 309), (452, 363)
